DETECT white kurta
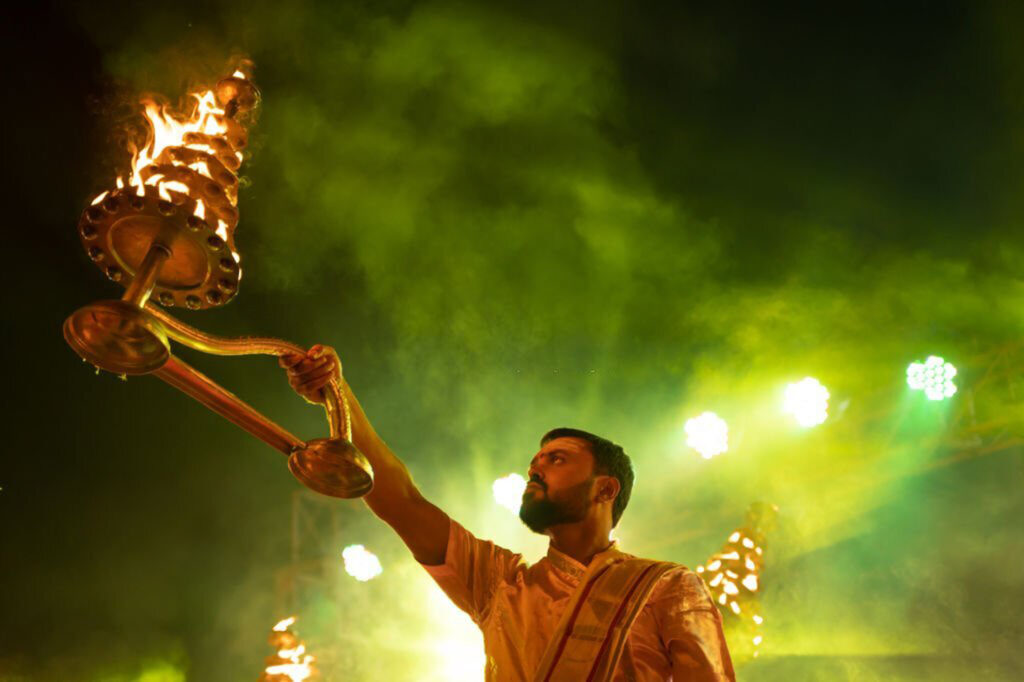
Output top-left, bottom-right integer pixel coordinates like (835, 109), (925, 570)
(422, 520), (736, 681)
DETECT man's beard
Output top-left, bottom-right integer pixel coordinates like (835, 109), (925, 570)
(519, 478), (593, 533)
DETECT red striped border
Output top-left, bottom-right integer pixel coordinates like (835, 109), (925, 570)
(540, 563), (615, 682)
(584, 563), (660, 682)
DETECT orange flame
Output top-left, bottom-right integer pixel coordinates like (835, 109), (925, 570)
(90, 72), (252, 268)
(272, 616), (296, 632)
(128, 91), (230, 204)
(265, 616), (315, 682)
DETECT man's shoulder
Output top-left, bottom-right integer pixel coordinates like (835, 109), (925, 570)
(616, 550), (692, 574)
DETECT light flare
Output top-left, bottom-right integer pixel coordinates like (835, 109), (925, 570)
(492, 473), (528, 513)
(342, 544), (383, 581)
(783, 377), (830, 427)
(684, 411), (729, 459)
(907, 355), (958, 400)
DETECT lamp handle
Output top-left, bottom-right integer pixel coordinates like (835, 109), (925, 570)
(145, 303), (351, 444)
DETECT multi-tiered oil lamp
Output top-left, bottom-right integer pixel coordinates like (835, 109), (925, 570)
(63, 64), (372, 499)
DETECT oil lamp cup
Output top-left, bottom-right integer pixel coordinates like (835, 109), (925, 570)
(63, 69), (373, 499)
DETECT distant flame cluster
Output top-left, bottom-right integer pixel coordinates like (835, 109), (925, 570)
(697, 528), (765, 656)
(261, 616), (316, 682)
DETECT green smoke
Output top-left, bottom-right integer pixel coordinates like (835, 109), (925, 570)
(10, 0), (1022, 680)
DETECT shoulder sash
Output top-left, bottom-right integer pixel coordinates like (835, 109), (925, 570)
(532, 554), (675, 682)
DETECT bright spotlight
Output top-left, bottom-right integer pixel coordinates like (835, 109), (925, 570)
(783, 377), (830, 427)
(492, 473), (527, 513)
(342, 544), (382, 582)
(685, 412), (728, 459)
(907, 356), (957, 400)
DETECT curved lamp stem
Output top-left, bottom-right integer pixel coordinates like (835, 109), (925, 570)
(145, 303), (352, 445)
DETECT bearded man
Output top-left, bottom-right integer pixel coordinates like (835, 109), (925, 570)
(281, 345), (735, 681)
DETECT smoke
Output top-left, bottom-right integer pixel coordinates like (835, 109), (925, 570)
(13, 0), (1022, 680)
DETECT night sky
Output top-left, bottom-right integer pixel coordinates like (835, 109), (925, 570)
(4, 1), (1023, 680)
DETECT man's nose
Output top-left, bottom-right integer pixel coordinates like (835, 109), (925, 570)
(528, 463), (544, 482)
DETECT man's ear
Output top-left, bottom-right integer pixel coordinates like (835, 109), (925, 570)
(598, 476), (621, 503)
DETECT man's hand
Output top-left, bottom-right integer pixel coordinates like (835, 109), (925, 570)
(279, 344), (341, 405)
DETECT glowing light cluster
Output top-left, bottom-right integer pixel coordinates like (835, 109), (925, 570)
(342, 544), (383, 581)
(783, 377), (830, 427)
(685, 412), (729, 459)
(907, 355), (957, 400)
(263, 616), (315, 682)
(492, 473), (528, 513)
(697, 528), (766, 657)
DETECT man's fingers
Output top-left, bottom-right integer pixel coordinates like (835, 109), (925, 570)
(295, 366), (337, 391)
(279, 352), (306, 369)
(281, 344), (339, 405)
(288, 356), (331, 376)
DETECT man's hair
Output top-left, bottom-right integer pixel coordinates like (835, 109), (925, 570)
(540, 427), (634, 527)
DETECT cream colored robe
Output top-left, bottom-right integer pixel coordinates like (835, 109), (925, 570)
(423, 520), (735, 681)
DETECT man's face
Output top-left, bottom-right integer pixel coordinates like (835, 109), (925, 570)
(519, 437), (597, 533)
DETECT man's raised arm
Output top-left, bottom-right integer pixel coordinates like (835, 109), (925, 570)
(280, 345), (451, 565)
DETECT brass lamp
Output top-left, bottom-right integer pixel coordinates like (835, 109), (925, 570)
(63, 65), (372, 498)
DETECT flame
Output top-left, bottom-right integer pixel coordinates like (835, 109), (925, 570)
(91, 191), (109, 205)
(265, 663), (314, 681)
(700, 521), (768, 658)
(278, 645), (306, 659)
(188, 160), (211, 178)
(272, 616), (296, 632)
(129, 93), (227, 191)
(265, 617), (315, 682)
(162, 180), (190, 197)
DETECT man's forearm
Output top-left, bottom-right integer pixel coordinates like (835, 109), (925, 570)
(338, 378), (451, 565)
(339, 380), (420, 516)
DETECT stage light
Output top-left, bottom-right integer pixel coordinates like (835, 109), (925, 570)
(342, 544), (383, 581)
(492, 473), (527, 513)
(782, 377), (830, 427)
(685, 412), (728, 459)
(907, 356), (957, 400)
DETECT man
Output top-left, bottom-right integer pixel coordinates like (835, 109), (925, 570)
(281, 345), (735, 681)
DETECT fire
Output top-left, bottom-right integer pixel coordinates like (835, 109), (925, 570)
(272, 616), (296, 632)
(90, 69), (254, 268)
(262, 616), (316, 682)
(698, 523), (768, 659)
(129, 91), (231, 193)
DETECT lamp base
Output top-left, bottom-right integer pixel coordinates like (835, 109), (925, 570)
(288, 438), (374, 498)
(63, 299), (170, 375)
